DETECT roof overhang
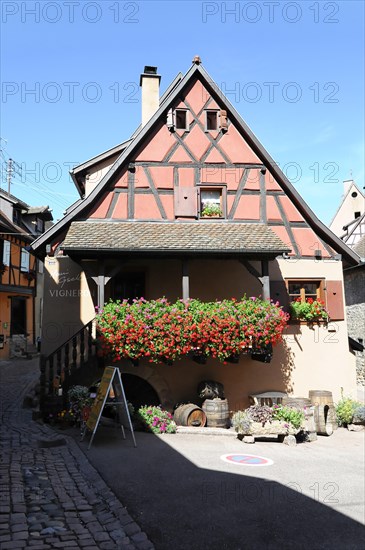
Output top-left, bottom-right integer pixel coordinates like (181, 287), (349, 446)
(61, 221), (291, 259)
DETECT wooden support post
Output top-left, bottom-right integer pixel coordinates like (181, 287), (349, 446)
(91, 262), (112, 310)
(97, 274), (105, 309)
(261, 260), (270, 301)
(182, 259), (190, 300)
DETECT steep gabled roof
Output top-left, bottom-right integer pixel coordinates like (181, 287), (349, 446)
(0, 211), (33, 242)
(31, 61), (360, 266)
(330, 181), (365, 227)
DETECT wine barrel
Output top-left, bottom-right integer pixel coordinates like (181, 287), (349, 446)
(309, 390), (337, 436)
(202, 398), (230, 428)
(173, 404), (206, 427)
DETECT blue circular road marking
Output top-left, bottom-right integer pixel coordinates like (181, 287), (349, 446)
(221, 453), (274, 466)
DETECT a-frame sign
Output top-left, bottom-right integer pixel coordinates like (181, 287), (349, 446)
(82, 366), (136, 450)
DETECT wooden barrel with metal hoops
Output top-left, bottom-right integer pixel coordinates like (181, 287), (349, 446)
(173, 404), (206, 427)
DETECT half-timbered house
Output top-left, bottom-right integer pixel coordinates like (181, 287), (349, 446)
(0, 190), (52, 358)
(32, 59), (360, 412)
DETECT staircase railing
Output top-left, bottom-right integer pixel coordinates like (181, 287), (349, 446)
(39, 320), (98, 413)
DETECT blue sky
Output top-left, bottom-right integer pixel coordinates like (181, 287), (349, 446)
(1, 0), (364, 223)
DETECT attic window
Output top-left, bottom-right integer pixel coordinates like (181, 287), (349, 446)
(354, 211), (361, 219)
(351, 191), (358, 198)
(206, 110), (218, 131)
(175, 109), (188, 130)
(199, 185), (227, 218)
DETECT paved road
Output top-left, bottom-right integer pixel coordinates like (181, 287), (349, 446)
(0, 358), (154, 550)
(78, 415), (365, 549)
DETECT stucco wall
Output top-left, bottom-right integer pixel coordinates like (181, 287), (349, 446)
(111, 257), (355, 406)
(116, 319), (355, 411)
(329, 183), (364, 237)
(41, 256), (95, 356)
(42, 254), (357, 405)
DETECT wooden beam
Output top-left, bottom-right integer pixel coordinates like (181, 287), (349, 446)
(182, 259), (189, 300)
(261, 259), (270, 301)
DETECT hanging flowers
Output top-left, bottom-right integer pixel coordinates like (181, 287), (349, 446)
(96, 296), (288, 364)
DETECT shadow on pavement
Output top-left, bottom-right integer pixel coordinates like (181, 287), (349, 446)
(73, 426), (365, 550)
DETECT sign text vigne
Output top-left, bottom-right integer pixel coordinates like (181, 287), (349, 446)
(49, 289), (93, 297)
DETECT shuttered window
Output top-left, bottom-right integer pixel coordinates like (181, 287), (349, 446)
(325, 280), (345, 320)
(20, 248), (30, 272)
(284, 279), (345, 321)
(174, 187), (198, 218)
(3, 240), (11, 266)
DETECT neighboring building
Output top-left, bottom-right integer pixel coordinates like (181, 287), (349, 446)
(32, 59), (360, 412)
(330, 181), (365, 395)
(344, 238), (365, 394)
(329, 179), (365, 241)
(0, 190), (52, 359)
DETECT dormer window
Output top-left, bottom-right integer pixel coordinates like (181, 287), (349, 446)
(206, 110), (218, 131)
(175, 109), (188, 130)
(13, 208), (21, 225)
(36, 218), (44, 232)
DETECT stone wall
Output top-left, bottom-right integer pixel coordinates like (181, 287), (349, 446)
(344, 267), (365, 386)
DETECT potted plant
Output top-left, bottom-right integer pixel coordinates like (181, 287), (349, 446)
(290, 297), (329, 323)
(25, 270), (36, 282)
(137, 405), (177, 434)
(232, 404), (305, 440)
(201, 204), (222, 218)
(67, 385), (93, 425)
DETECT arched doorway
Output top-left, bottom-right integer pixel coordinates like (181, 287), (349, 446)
(121, 373), (160, 409)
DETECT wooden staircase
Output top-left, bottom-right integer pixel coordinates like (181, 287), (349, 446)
(39, 320), (104, 414)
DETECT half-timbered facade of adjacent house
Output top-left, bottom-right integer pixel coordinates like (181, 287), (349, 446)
(32, 59), (360, 411)
(0, 191), (53, 358)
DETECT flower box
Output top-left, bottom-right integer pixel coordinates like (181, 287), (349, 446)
(96, 297), (289, 365)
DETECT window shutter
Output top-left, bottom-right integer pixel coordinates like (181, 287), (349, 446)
(326, 280), (345, 321)
(174, 187), (198, 217)
(20, 248), (30, 272)
(3, 240), (11, 266)
(167, 108), (175, 131)
(219, 110), (228, 132)
(270, 281), (290, 313)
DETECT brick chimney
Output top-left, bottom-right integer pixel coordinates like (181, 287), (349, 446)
(140, 66), (161, 127)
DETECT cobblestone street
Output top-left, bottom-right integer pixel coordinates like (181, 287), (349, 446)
(0, 358), (154, 550)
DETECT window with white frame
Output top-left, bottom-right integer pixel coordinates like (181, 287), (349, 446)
(20, 248), (30, 272)
(205, 110), (218, 131)
(199, 186), (226, 218)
